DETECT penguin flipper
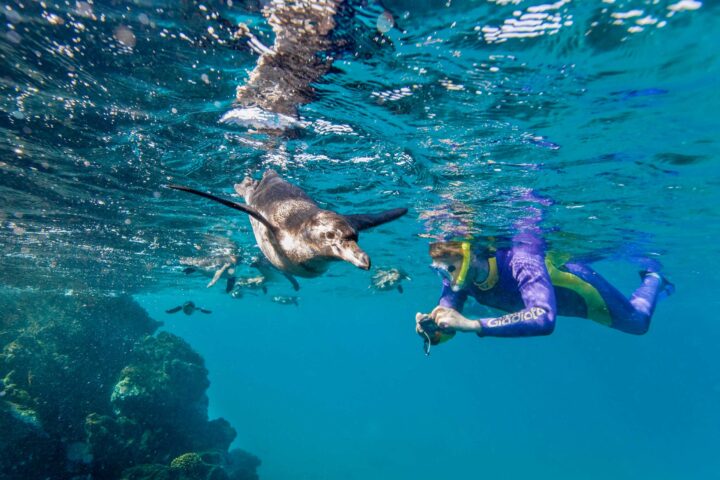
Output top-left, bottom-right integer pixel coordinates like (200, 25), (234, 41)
(283, 272), (300, 291)
(226, 276), (237, 293)
(166, 306), (182, 314)
(397, 285), (404, 294)
(345, 208), (408, 231)
(167, 185), (277, 235)
(199, 308), (212, 314)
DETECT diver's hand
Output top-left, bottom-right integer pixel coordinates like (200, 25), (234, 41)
(415, 312), (431, 335)
(428, 306), (481, 333)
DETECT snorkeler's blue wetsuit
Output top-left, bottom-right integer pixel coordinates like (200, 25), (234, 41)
(438, 241), (668, 337)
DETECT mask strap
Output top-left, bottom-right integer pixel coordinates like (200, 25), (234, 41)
(455, 242), (472, 288)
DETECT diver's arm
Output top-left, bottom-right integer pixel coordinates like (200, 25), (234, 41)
(437, 278), (468, 312)
(475, 252), (556, 337)
(417, 280), (469, 336)
(207, 263), (230, 288)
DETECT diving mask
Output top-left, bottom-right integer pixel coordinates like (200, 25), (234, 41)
(430, 241), (472, 292)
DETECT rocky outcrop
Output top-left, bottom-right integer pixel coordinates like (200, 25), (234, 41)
(0, 292), (260, 480)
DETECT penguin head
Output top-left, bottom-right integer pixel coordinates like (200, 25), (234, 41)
(307, 211), (370, 270)
(182, 301), (196, 315)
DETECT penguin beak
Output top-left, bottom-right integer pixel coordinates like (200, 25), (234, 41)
(335, 241), (370, 270)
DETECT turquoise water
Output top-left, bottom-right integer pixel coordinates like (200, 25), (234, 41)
(2, 0), (720, 479)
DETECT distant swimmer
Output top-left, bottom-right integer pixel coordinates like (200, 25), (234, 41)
(168, 169), (407, 279)
(370, 267), (411, 294)
(180, 253), (240, 293)
(165, 301), (212, 315)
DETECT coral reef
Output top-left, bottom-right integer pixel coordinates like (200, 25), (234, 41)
(0, 292), (260, 480)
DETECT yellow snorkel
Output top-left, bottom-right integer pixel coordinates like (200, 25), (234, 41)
(452, 241), (472, 291)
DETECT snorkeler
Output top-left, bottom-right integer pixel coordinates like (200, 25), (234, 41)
(180, 253), (240, 293)
(416, 240), (674, 354)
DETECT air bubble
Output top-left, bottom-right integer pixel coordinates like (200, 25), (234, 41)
(5, 31), (21, 44)
(5, 9), (22, 24)
(75, 2), (93, 18)
(377, 11), (394, 33)
(114, 26), (136, 48)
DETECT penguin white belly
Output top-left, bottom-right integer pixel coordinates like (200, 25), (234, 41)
(249, 218), (287, 270)
(249, 217), (325, 277)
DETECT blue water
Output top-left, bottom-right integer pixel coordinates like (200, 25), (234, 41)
(2, 0), (720, 478)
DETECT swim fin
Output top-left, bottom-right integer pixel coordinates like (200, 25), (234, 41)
(640, 270), (675, 299)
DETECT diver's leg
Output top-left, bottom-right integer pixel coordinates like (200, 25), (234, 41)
(563, 263), (655, 335)
(630, 271), (673, 317)
(226, 276), (237, 293)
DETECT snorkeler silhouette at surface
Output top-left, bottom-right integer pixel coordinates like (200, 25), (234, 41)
(416, 194), (674, 355)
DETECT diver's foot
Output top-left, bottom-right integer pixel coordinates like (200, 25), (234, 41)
(639, 270), (675, 299)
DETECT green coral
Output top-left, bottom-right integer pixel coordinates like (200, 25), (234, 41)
(170, 452), (210, 479)
(171, 453), (204, 471)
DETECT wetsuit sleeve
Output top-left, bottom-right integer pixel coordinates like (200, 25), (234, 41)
(477, 251), (556, 337)
(438, 279), (468, 313)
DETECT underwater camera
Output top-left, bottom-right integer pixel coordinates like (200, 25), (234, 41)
(418, 315), (455, 356)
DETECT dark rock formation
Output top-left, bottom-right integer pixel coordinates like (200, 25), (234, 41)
(0, 292), (260, 480)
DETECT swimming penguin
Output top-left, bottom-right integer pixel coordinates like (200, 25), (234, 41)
(168, 170), (407, 279)
(165, 301), (212, 315)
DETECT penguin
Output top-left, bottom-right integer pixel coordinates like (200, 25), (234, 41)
(165, 301), (212, 315)
(168, 169), (407, 279)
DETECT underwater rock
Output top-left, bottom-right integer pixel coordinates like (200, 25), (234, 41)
(120, 463), (173, 480)
(118, 449), (260, 480)
(0, 292), (259, 480)
(0, 397), (47, 457)
(224, 449), (261, 480)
